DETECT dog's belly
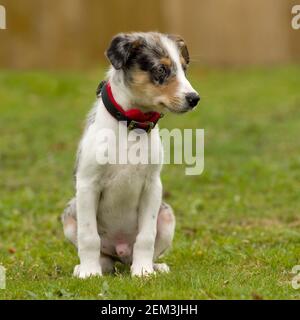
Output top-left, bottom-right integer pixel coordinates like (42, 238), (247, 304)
(96, 164), (147, 262)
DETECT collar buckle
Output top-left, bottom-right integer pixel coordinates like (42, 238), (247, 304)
(146, 121), (155, 133)
(128, 120), (139, 131)
(128, 120), (155, 133)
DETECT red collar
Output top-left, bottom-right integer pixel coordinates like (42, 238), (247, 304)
(99, 81), (162, 132)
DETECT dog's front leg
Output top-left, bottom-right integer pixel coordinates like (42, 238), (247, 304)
(131, 175), (162, 277)
(73, 178), (102, 278)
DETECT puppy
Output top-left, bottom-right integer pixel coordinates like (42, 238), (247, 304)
(62, 32), (200, 278)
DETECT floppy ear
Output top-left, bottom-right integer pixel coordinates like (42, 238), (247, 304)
(167, 34), (190, 65)
(105, 34), (141, 70)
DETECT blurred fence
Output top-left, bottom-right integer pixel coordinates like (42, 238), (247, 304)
(0, 0), (299, 69)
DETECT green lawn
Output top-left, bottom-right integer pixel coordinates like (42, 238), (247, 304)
(0, 65), (300, 300)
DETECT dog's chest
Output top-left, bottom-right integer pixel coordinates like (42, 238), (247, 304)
(93, 125), (162, 222)
(96, 163), (148, 235)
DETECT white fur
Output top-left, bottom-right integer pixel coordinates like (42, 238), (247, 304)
(161, 36), (197, 97)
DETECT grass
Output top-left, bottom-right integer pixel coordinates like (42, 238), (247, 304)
(0, 65), (300, 300)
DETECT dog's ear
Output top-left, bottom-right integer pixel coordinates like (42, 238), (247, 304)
(167, 34), (190, 65)
(105, 34), (142, 70)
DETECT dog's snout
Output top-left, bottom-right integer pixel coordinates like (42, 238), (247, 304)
(185, 92), (200, 108)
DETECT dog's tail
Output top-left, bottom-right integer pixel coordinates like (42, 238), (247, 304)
(61, 197), (77, 247)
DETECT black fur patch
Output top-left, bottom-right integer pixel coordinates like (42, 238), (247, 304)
(106, 34), (143, 70)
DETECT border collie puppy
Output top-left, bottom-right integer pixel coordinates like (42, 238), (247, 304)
(62, 32), (200, 278)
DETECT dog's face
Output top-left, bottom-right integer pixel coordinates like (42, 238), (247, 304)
(106, 32), (200, 113)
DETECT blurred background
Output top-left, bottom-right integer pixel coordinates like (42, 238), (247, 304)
(1, 0), (300, 69)
(1, 1), (300, 300)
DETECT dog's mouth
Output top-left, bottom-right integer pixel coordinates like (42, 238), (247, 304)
(159, 102), (194, 114)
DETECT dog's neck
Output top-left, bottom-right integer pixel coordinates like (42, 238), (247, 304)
(106, 67), (133, 112)
(106, 67), (149, 113)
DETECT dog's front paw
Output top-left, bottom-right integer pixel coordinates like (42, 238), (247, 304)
(73, 263), (102, 279)
(131, 263), (155, 277)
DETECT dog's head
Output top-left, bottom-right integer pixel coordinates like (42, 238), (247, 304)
(105, 32), (200, 113)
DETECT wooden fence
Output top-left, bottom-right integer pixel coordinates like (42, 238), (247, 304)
(0, 0), (299, 68)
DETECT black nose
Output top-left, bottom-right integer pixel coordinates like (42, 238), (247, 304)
(185, 93), (200, 108)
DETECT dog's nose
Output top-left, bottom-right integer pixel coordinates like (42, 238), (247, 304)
(185, 92), (200, 108)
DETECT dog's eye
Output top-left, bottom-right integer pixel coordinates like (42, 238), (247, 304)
(153, 65), (168, 84)
(157, 65), (166, 75)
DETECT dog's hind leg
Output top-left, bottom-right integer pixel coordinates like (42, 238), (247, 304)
(153, 202), (175, 272)
(62, 198), (78, 247)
